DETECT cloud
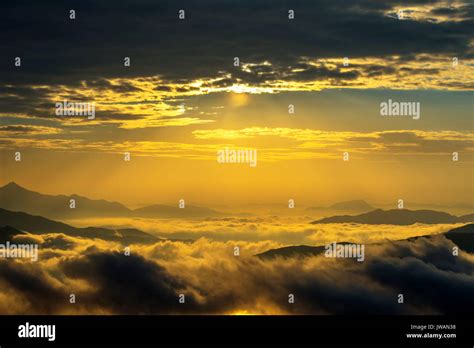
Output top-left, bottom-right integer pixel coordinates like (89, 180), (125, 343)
(0, 260), (66, 313)
(1, 228), (473, 314)
(192, 127), (474, 158)
(0, 1), (472, 132)
(0, 1), (472, 142)
(0, 125), (62, 135)
(0, 223), (473, 315)
(1, 0), (472, 85)
(0, 126), (471, 162)
(63, 215), (468, 245)
(60, 251), (198, 314)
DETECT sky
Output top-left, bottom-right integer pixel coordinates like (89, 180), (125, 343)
(0, 0), (474, 318)
(0, 0), (473, 207)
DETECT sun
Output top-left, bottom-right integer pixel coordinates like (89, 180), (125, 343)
(228, 91), (249, 107)
(230, 310), (259, 315)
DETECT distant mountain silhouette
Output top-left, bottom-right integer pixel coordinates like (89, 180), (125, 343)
(133, 204), (222, 218)
(0, 182), (131, 219)
(306, 200), (374, 214)
(329, 200), (374, 211)
(458, 213), (474, 222)
(311, 209), (474, 225)
(0, 208), (158, 244)
(256, 224), (474, 259)
(0, 182), (224, 219)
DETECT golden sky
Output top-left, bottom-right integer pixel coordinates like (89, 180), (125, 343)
(0, 1), (473, 207)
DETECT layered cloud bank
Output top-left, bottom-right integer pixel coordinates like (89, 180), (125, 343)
(0, 228), (472, 315)
(1, 0), (473, 132)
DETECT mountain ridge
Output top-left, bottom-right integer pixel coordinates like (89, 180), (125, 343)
(311, 208), (474, 225)
(0, 182), (223, 219)
(306, 199), (375, 213)
(0, 207), (159, 245)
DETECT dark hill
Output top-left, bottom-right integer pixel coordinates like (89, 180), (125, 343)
(311, 209), (471, 225)
(0, 208), (158, 245)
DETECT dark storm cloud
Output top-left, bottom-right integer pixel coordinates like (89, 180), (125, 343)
(154, 85), (173, 92)
(398, 67), (440, 75)
(0, 260), (65, 313)
(0, 230), (473, 314)
(0, 125), (42, 133)
(60, 251), (201, 314)
(289, 66), (361, 81)
(366, 255), (474, 314)
(85, 79), (142, 93)
(273, 235), (474, 315)
(175, 86), (199, 92)
(0, 0), (472, 86)
(281, 270), (405, 315)
(430, 3), (474, 19)
(363, 65), (397, 77)
(0, 85), (59, 118)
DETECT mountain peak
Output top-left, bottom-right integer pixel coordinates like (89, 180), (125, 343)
(2, 181), (24, 190)
(328, 200), (374, 210)
(0, 183), (131, 219)
(311, 208), (472, 225)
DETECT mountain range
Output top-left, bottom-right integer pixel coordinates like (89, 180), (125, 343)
(312, 209), (474, 225)
(1, 201), (473, 259)
(0, 182), (223, 219)
(306, 199), (375, 214)
(0, 208), (159, 245)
